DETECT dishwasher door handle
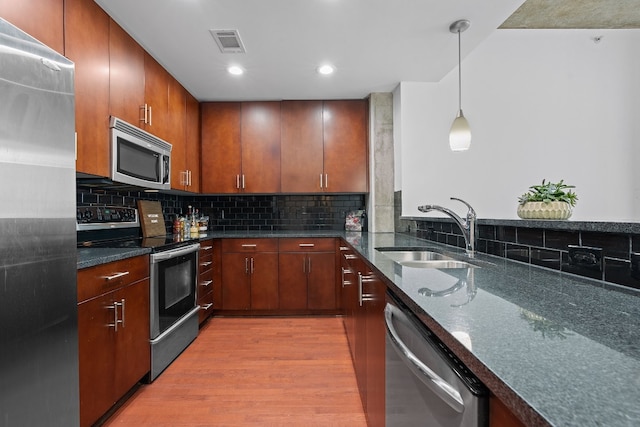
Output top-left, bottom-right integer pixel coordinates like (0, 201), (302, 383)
(384, 303), (465, 413)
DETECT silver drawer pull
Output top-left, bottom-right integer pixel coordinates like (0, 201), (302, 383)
(241, 244), (257, 248)
(339, 246), (349, 251)
(299, 243), (315, 247)
(202, 303), (213, 310)
(201, 245), (213, 251)
(201, 280), (213, 288)
(200, 261), (213, 267)
(102, 271), (129, 281)
(344, 254), (358, 260)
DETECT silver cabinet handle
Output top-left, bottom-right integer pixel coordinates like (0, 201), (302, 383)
(250, 257), (254, 274)
(188, 170), (192, 186)
(325, 174), (328, 189)
(320, 174), (323, 189)
(201, 280), (213, 288)
(358, 273), (375, 306)
(202, 245), (213, 251)
(341, 267), (353, 287)
(339, 246), (349, 251)
(102, 271), (129, 281)
(202, 303), (213, 310)
(108, 303), (119, 331)
(140, 104), (148, 124)
(384, 303), (464, 413)
(298, 243), (315, 248)
(245, 257), (249, 274)
(148, 105), (152, 126)
(241, 244), (257, 248)
(236, 174), (240, 189)
(200, 261), (213, 267)
(344, 254), (358, 260)
(242, 174), (245, 189)
(119, 299), (125, 328)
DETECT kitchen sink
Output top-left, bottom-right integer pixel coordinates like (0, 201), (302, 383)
(376, 248), (479, 269)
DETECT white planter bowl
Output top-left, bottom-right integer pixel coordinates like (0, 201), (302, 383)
(517, 201), (572, 220)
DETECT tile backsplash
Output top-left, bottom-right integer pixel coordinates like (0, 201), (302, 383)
(76, 185), (365, 233)
(412, 219), (640, 292)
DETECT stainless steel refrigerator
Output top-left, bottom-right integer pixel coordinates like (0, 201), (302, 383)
(0, 18), (79, 426)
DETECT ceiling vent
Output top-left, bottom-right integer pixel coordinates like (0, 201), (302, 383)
(210, 29), (246, 53)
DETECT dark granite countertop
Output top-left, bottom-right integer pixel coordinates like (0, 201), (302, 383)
(346, 232), (640, 427)
(76, 231), (640, 426)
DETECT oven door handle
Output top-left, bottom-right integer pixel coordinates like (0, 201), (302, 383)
(384, 303), (465, 413)
(150, 243), (201, 263)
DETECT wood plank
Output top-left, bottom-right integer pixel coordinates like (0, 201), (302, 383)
(103, 317), (366, 427)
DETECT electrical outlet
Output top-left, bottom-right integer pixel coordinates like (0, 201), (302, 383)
(567, 245), (603, 272)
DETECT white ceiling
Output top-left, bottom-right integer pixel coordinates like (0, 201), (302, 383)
(94, 0), (525, 102)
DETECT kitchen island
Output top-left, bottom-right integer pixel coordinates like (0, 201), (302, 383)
(77, 231), (640, 426)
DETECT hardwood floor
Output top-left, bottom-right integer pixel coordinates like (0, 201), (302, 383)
(102, 316), (367, 427)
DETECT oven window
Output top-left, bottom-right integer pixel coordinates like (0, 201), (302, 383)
(157, 252), (197, 334)
(164, 260), (192, 308)
(117, 136), (160, 182)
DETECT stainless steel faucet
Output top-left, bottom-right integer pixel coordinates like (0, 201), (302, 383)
(418, 197), (477, 257)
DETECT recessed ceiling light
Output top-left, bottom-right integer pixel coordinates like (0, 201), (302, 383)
(227, 65), (244, 75)
(317, 64), (335, 75)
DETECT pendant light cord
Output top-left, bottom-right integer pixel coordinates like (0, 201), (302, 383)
(457, 29), (462, 112)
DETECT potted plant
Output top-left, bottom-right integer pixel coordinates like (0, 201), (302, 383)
(517, 179), (578, 220)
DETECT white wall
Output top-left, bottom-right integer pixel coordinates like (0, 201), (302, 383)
(398, 29), (640, 222)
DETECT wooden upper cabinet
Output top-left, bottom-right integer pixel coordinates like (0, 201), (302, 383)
(64, 0), (110, 177)
(0, 0), (64, 53)
(281, 100), (324, 193)
(241, 101), (281, 193)
(184, 92), (201, 192)
(201, 102), (242, 193)
(143, 53), (170, 140)
(167, 78), (186, 190)
(323, 100), (369, 193)
(109, 19), (145, 126)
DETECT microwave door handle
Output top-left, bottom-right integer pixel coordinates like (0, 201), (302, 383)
(384, 303), (465, 413)
(163, 155), (170, 184)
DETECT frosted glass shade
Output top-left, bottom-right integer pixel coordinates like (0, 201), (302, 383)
(449, 110), (471, 151)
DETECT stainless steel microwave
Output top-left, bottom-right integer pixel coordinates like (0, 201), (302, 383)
(110, 116), (171, 190)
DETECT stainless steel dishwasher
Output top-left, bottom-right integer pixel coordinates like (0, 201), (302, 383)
(385, 292), (488, 427)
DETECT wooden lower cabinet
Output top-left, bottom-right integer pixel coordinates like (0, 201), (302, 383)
(339, 240), (385, 427)
(278, 238), (336, 311)
(77, 255), (150, 427)
(490, 394), (527, 427)
(221, 239), (279, 310)
(197, 239), (215, 323)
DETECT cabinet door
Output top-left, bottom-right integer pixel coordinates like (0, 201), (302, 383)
(250, 252), (279, 309)
(307, 252), (337, 310)
(363, 271), (386, 427)
(109, 19), (145, 126)
(78, 293), (116, 427)
(221, 252), (251, 310)
(201, 102), (242, 193)
(184, 92), (201, 192)
(64, 0), (110, 177)
(113, 279), (150, 400)
(0, 0), (64, 54)
(323, 100), (369, 193)
(143, 52), (170, 140)
(280, 100), (324, 192)
(241, 101), (281, 193)
(278, 252), (308, 310)
(168, 78), (187, 190)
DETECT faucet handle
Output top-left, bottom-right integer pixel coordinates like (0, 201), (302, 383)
(450, 197), (476, 218)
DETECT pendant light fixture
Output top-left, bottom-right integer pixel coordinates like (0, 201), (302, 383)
(449, 19), (471, 151)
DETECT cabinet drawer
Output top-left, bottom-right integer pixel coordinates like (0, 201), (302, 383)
(279, 238), (335, 252)
(78, 255), (149, 302)
(199, 240), (214, 256)
(199, 253), (213, 273)
(222, 238), (278, 252)
(198, 268), (213, 294)
(198, 290), (214, 323)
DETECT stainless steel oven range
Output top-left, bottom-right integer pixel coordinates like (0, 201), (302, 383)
(77, 205), (200, 381)
(149, 242), (200, 380)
